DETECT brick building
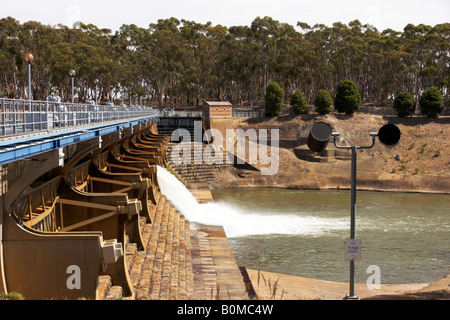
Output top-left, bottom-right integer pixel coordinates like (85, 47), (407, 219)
(202, 101), (232, 118)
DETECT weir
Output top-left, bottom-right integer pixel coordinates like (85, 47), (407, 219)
(0, 99), (248, 300)
(0, 114), (164, 299)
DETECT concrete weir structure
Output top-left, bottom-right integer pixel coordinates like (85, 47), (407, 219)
(0, 116), (163, 299)
(0, 100), (247, 300)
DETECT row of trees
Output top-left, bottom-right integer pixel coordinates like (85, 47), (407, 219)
(0, 16), (449, 107)
(265, 80), (445, 118)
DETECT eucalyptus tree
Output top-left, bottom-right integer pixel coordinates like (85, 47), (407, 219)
(50, 42), (76, 101)
(148, 18), (189, 107)
(203, 23), (230, 101)
(114, 23), (152, 105)
(19, 20), (62, 100)
(251, 16), (283, 99)
(0, 17), (22, 97)
(179, 19), (207, 106)
(0, 17), (448, 111)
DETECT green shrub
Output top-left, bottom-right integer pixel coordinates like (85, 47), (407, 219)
(265, 81), (284, 116)
(434, 149), (441, 157)
(419, 86), (444, 118)
(393, 92), (416, 117)
(290, 89), (308, 114)
(334, 79), (361, 115)
(314, 89), (333, 114)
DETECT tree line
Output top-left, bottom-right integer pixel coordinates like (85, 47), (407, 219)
(0, 16), (449, 108)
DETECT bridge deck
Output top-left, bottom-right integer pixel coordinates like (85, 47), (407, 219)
(0, 115), (158, 166)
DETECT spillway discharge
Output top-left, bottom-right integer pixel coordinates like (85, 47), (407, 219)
(157, 165), (347, 238)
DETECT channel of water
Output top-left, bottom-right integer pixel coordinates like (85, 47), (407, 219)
(157, 166), (449, 284)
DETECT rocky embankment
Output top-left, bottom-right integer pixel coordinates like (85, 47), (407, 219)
(210, 114), (450, 194)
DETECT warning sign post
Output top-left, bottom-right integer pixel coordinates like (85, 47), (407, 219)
(344, 239), (362, 261)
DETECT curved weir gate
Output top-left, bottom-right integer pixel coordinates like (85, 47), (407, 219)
(0, 102), (246, 300)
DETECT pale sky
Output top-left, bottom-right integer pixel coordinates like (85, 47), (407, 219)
(1, 0), (449, 32)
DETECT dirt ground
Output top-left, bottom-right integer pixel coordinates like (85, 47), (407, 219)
(212, 114), (450, 194)
(237, 113), (450, 176)
(245, 268), (450, 300)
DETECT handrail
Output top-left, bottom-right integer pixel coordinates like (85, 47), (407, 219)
(232, 111), (263, 118)
(0, 98), (158, 137)
(156, 110), (264, 118)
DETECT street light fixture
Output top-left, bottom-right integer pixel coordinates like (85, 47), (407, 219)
(24, 53), (34, 101)
(69, 69), (76, 104)
(307, 122), (401, 299)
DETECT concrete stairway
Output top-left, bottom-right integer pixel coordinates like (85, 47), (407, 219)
(167, 142), (232, 183)
(135, 193), (194, 300)
(157, 126), (195, 140)
(96, 186), (248, 300)
(96, 191), (195, 300)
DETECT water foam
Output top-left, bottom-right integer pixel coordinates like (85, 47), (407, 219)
(157, 165), (347, 238)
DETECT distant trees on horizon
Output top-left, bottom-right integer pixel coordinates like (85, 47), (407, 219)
(0, 16), (449, 111)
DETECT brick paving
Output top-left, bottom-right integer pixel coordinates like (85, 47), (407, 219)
(190, 222), (248, 300)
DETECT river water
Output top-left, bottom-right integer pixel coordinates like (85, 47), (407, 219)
(156, 166), (449, 285)
(210, 188), (449, 284)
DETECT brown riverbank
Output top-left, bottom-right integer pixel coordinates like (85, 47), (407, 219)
(245, 268), (450, 300)
(209, 114), (450, 194)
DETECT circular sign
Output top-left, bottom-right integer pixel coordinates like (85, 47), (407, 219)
(307, 122), (332, 153)
(378, 124), (401, 146)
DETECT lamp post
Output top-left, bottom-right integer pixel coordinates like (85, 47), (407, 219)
(24, 53), (34, 101)
(307, 122), (401, 300)
(69, 69), (76, 104)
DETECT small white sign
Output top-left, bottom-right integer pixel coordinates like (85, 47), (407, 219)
(345, 239), (362, 261)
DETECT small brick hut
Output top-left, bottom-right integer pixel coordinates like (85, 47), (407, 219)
(202, 101), (232, 118)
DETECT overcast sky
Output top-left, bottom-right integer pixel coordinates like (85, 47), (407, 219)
(1, 0), (449, 32)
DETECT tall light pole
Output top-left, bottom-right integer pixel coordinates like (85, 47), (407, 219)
(24, 53), (34, 101)
(69, 69), (76, 104)
(307, 122), (401, 300)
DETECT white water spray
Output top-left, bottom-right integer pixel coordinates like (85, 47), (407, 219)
(157, 166), (347, 238)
